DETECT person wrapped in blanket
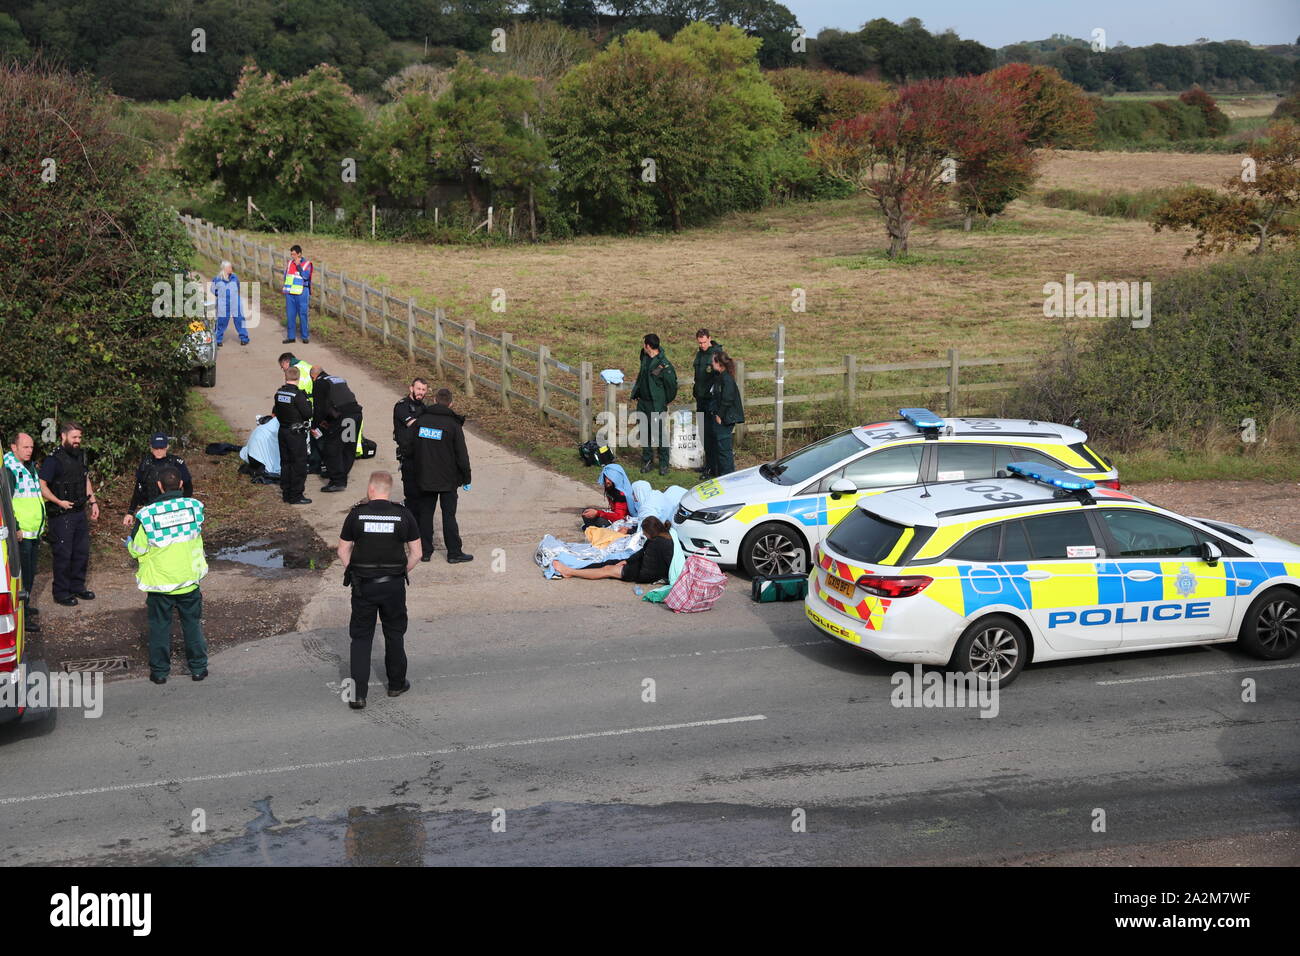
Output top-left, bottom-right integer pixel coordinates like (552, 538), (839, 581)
(555, 516), (675, 582)
(582, 463), (635, 528)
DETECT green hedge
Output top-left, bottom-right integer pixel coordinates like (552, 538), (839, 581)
(1010, 253), (1300, 449)
(0, 64), (195, 477)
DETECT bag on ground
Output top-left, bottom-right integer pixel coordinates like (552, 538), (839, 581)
(664, 555), (727, 613)
(750, 572), (809, 603)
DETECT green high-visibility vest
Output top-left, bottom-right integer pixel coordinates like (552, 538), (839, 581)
(3, 452), (44, 538)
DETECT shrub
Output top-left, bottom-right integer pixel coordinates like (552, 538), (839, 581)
(0, 62), (195, 476)
(767, 69), (894, 130)
(1009, 252), (1300, 449)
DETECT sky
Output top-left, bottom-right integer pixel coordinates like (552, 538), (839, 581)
(787, 0), (1300, 48)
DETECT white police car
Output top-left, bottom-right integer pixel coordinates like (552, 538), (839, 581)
(675, 409), (1119, 577)
(804, 463), (1300, 687)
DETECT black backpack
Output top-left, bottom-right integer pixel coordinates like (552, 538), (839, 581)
(578, 440), (614, 466)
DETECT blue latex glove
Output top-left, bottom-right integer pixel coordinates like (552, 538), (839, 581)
(462, 484), (471, 491)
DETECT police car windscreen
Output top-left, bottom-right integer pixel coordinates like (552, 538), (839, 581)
(826, 509), (906, 565)
(762, 431), (864, 486)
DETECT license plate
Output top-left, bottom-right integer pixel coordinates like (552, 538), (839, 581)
(826, 574), (855, 598)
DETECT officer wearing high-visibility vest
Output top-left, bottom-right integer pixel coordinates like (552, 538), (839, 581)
(309, 365), (364, 493)
(282, 243), (313, 344)
(38, 421), (100, 606)
(4, 432), (46, 632)
(126, 466), (209, 684)
(336, 470), (421, 710)
(277, 351), (314, 397)
(273, 366), (314, 505)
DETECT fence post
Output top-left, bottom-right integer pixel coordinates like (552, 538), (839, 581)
(844, 354), (858, 410)
(537, 345), (549, 422)
(947, 348), (960, 416)
(406, 297), (416, 361)
(579, 362), (593, 442)
(734, 358), (746, 447)
(463, 319), (476, 398)
(500, 331), (513, 409)
(338, 271), (347, 325)
(434, 307), (445, 375)
(774, 324), (787, 460)
(360, 283), (369, 338)
(381, 287), (391, 346)
(604, 382), (617, 448)
(309, 200), (314, 234)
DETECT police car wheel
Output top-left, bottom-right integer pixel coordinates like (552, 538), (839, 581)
(1238, 586), (1300, 660)
(950, 614), (1028, 688)
(741, 522), (808, 578)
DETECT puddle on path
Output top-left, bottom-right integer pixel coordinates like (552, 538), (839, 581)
(213, 540), (333, 571)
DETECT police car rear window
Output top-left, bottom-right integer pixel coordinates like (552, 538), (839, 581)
(826, 509), (906, 564)
(1021, 511), (1097, 560)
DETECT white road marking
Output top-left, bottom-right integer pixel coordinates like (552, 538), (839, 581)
(1097, 662), (1300, 685)
(0, 714), (767, 807)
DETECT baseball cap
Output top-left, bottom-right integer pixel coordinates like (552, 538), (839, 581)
(150, 432), (169, 449)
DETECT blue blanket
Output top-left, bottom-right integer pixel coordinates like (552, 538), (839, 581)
(535, 532), (642, 580)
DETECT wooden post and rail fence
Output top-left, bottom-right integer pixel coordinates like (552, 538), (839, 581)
(180, 216), (1038, 457)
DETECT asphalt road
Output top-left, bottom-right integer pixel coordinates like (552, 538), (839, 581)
(3, 597), (1297, 865)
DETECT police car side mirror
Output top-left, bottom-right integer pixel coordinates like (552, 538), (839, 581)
(1201, 541), (1222, 566)
(829, 478), (858, 500)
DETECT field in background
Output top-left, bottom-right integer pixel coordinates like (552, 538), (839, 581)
(216, 149), (1299, 479)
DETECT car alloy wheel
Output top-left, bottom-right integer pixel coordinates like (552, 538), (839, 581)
(952, 614), (1028, 688)
(1241, 588), (1300, 660)
(743, 522), (807, 578)
(968, 626), (1019, 678)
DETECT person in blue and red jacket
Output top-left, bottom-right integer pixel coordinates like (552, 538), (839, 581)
(582, 463), (636, 528)
(282, 243), (313, 344)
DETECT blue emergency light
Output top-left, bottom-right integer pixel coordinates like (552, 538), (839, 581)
(899, 407), (945, 430)
(1005, 461), (1095, 491)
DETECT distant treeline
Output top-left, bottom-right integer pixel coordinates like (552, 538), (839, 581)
(1, 1), (1295, 100)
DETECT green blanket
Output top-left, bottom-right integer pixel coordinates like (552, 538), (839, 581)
(643, 529), (685, 603)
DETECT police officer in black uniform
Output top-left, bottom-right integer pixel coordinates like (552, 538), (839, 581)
(310, 366), (364, 493)
(38, 421), (99, 606)
(273, 366), (313, 504)
(403, 387), (474, 564)
(122, 433), (193, 529)
(336, 470), (421, 710)
(392, 378), (428, 506)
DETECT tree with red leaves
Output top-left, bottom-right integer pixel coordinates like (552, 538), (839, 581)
(809, 77), (1036, 255)
(982, 63), (1096, 149)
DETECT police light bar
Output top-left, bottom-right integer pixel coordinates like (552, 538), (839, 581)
(1005, 461), (1095, 491)
(899, 407), (945, 430)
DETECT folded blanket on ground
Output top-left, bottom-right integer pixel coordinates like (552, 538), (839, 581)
(536, 531), (644, 579)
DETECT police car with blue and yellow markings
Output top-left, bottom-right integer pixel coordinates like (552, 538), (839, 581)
(675, 409), (1118, 577)
(804, 462), (1300, 687)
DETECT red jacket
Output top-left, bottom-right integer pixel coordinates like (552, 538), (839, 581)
(595, 489), (628, 522)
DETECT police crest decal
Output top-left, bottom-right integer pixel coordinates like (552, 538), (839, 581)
(1175, 564), (1197, 597)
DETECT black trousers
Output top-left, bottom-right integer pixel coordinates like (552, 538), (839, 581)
(48, 509), (89, 601)
(712, 422), (736, 476)
(398, 459), (419, 505)
(322, 410), (361, 485)
(412, 489), (462, 557)
(698, 403), (717, 475)
(18, 537), (38, 600)
(638, 403), (669, 467)
(278, 428), (308, 501)
(349, 576), (408, 699)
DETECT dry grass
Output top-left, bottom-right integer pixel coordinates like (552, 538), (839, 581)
(238, 188), (1200, 382)
(1036, 150), (1245, 191)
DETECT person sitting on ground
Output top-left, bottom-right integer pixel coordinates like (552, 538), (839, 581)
(555, 516), (676, 582)
(582, 463), (634, 528)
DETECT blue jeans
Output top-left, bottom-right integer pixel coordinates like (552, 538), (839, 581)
(285, 293), (310, 340)
(216, 311), (248, 344)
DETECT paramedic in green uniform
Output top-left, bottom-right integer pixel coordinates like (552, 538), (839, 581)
(126, 466), (209, 684)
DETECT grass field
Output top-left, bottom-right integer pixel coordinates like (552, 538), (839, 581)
(217, 148), (1298, 480)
